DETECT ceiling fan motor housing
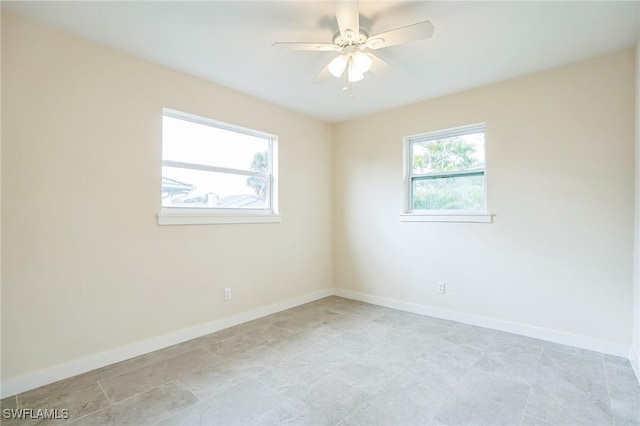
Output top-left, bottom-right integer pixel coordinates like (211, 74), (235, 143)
(333, 29), (368, 48)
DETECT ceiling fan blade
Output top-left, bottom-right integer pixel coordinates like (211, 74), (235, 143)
(271, 42), (340, 52)
(313, 65), (333, 84)
(367, 21), (434, 50)
(369, 54), (395, 76)
(334, 0), (360, 40)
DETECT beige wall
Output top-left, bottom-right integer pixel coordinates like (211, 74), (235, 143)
(0, 8), (3, 381)
(1, 12), (333, 380)
(633, 37), (640, 376)
(333, 49), (635, 345)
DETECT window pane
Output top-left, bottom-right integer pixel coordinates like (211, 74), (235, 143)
(412, 132), (485, 174)
(412, 175), (485, 211)
(163, 115), (269, 171)
(162, 166), (269, 209)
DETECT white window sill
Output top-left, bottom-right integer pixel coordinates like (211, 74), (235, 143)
(158, 210), (281, 225)
(399, 213), (493, 223)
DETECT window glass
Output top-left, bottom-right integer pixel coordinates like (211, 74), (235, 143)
(412, 174), (485, 211)
(406, 125), (486, 213)
(162, 116), (269, 171)
(161, 110), (275, 213)
(412, 132), (485, 174)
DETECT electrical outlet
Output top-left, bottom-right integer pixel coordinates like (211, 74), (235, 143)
(224, 288), (231, 301)
(437, 281), (446, 294)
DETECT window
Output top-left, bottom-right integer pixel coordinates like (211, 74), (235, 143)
(402, 124), (491, 223)
(158, 109), (279, 225)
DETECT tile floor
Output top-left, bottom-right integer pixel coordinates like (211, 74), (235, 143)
(1, 296), (639, 426)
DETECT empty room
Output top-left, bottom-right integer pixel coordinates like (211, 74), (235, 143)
(1, 1), (639, 425)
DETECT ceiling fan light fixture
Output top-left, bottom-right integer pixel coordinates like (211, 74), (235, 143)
(347, 63), (364, 82)
(352, 52), (372, 74)
(328, 54), (348, 78)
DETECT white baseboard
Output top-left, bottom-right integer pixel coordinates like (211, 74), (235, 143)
(630, 346), (640, 384)
(0, 288), (333, 398)
(334, 288), (630, 358)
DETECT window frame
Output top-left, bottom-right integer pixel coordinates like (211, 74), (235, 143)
(401, 123), (492, 223)
(158, 108), (280, 225)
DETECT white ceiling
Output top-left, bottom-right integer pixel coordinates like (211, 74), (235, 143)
(4, 1), (640, 123)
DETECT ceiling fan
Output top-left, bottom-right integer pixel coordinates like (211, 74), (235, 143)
(272, 0), (434, 86)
